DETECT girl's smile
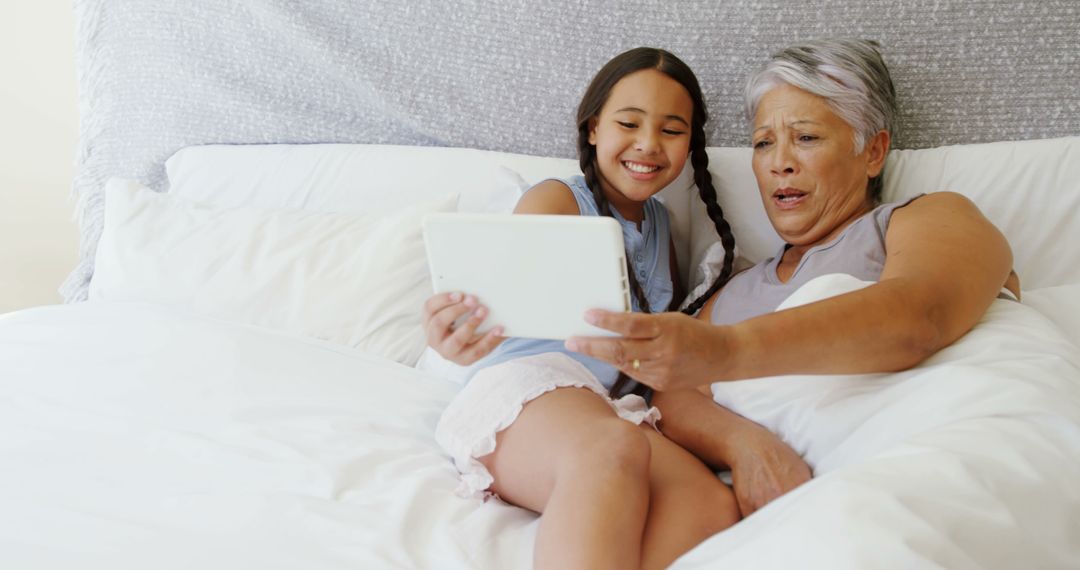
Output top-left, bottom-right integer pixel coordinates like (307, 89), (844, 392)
(622, 159), (666, 183)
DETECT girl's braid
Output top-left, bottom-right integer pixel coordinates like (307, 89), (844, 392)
(680, 134), (737, 316)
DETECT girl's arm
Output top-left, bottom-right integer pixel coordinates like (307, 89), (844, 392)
(511, 179), (580, 215)
(422, 180), (579, 364)
(566, 191), (1014, 390)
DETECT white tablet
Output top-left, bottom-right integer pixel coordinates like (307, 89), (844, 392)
(423, 213), (632, 340)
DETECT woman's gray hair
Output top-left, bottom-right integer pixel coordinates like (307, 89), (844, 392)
(745, 39), (898, 202)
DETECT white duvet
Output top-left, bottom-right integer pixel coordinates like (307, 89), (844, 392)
(2, 291), (1079, 569)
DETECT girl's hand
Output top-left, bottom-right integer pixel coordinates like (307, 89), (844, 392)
(565, 310), (733, 391)
(422, 292), (505, 365)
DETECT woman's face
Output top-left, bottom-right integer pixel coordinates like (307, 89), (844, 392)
(750, 83), (887, 248)
(588, 69), (694, 212)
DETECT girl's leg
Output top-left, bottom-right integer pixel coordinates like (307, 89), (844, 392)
(479, 387), (652, 570)
(638, 427), (741, 570)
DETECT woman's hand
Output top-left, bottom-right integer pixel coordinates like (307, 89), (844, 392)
(654, 388), (811, 517)
(422, 292), (505, 365)
(565, 310), (734, 391)
(723, 420), (812, 517)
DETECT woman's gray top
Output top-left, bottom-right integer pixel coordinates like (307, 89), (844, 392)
(710, 197), (920, 326)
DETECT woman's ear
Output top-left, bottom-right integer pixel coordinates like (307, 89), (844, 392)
(865, 130), (891, 178)
(587, 117), (598, 146)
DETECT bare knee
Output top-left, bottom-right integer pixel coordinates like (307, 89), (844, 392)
(687, 479), (740, 533)
(640, 476), (740, 570)
(657, 474), (739, 533)
(559, 419), (652, 482)
(711, 482), (741, 530)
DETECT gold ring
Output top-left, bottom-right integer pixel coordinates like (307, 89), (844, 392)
(631, 359), (641, 372)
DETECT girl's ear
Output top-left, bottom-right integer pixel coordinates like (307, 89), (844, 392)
(587, 116), (599, 145)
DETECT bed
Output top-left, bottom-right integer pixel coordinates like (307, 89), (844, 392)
(4, 2), (1080, 568)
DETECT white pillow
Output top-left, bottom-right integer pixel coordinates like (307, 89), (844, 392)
(89, 178), (457, 365)
(693, 137), (1080, 291)
(165, 143), (698, 286)
(165, 144), (531, 215)
(699, 147), (778, 268)
(1019, 284), (1080, 350)
(883, 137), (1080, 290)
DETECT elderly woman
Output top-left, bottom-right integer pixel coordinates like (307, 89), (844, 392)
(566, 39), (1019, 512)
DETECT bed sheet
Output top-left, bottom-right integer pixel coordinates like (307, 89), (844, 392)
(0, 302), (532, 569)
(690, 282), (1080, 568)
(1021, 284), (1080, 351)
(1, 298), (1078, 569)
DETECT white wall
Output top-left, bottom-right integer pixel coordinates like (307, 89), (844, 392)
(0, 2), (79, 313)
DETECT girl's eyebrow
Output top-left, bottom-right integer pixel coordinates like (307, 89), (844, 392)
(614, 107), (690, 127)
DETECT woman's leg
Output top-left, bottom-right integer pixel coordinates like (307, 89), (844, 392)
(479, 387), (652, 570)
(638, 427), (741, 570)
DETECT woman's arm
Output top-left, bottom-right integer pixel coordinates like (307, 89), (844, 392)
(566, 192), (1014, 390)
(652, 386), (812, 515)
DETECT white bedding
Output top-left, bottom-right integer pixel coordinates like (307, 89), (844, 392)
(3, 288), (1079, 569)
(698, 280), (1080, 568)
(0, 302), (528, 569)
(7, 133), (1080, 569)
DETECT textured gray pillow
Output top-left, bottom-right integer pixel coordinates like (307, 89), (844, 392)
(65, 0), (1080, 301)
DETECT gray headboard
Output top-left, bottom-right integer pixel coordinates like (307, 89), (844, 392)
(64, 0), (1080, 301)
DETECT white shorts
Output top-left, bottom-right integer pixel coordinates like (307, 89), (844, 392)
(435, 352), (661, 500)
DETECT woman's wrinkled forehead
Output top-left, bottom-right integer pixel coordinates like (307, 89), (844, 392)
(752, 84), (843, 131)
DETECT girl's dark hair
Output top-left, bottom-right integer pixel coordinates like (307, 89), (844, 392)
(575, 47), (737, 397)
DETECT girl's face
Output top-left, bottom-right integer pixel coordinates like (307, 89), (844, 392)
(588, 69), (694, 214)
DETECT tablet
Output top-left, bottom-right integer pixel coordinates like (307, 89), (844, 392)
(423, 213), (632, 340)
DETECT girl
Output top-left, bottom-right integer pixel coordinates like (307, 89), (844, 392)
(424, 48), (739, 570)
